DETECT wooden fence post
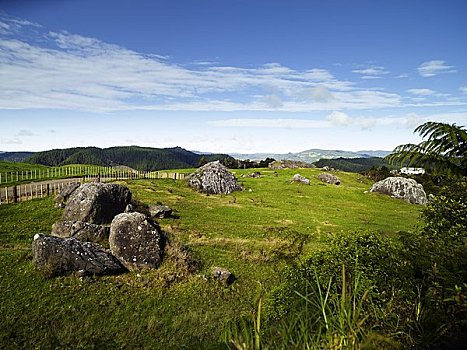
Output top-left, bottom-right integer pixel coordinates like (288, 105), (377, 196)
(47, 184), (50, 197)
(13, 185), (18, 203)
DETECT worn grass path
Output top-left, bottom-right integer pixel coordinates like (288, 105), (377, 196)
(0, 168), (421, 349)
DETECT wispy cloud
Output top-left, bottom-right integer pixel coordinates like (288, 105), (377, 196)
(209, 112), (429, 131)
(352, 65), (389, 79)
(0, 14), (463, 114)
(417, 60), (456, 77)
(209, 118), (330, 129)
(407, 88), (435, 96)
(460, 86), (467, 94)
(0, 13), (405, 113)
(15, 129), (34, 137)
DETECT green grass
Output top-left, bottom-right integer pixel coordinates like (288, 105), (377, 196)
(0, 168), (422, 349)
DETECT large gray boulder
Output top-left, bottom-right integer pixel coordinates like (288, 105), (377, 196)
(188, 161), (242, 195)
(109, 212), (165, 271)
(32, 233), (124, 277)
(62, 183), (132, 224)
(51, 220), (110, 243)
(318, 173), (340, 185)
(370, 176), (427, 204)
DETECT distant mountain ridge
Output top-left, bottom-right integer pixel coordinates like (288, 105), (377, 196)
(229, 149), (391, 163)
(0, 151), (35, 162)
(1, 147), (392, 171)
(20, 146), (230, 171)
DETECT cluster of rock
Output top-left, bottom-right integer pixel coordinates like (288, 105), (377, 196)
(32, 182), (167, 277)
(370, 176), (427, 205)
(318, 173), (340, 185)
(269, 160), (314, 170)
(188, 161), (242, 195)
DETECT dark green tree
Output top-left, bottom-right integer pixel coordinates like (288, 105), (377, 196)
(385, 121), (467, 176)
(197, 156), (208, 167)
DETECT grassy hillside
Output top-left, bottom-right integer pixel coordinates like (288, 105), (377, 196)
(26, 146), (232, 171)
(0, 160), (50, 173)
(0, 168), (422, 348)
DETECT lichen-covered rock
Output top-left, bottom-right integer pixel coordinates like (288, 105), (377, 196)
(51, 220), (110, 243)
(32, 233), (124, 277)
(292, 174), (310, 185)
(109, 212), (165, 271)
(149, 204), (172, 219)
(318, 173), (340, 185)
(188, 161), (242, 195)
(62, 183), (132, 224)
(370, 176), (427, 204)
(54, 182), (80, 208)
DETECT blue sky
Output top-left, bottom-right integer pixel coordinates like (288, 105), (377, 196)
(1, 0), (466, 153)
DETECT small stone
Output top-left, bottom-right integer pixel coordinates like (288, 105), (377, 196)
(212, 267), (235, 286)
(149, 204), (173, 219)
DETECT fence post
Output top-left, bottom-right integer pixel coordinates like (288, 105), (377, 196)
(13, 185), (18, 203)
(5, 188), (8, 204)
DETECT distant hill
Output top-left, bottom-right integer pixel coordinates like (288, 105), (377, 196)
(313, 157), (396, 173)
(230, 149), (391, 163)
(25, 146), (231, 171)
(0, 152), (35, 162)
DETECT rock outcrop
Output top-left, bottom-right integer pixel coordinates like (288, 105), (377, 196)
(318, 173), (340, 185)
(32, 233), (124, 277)
(109, 212), (165, 271)
(370, 176), (427, 204)
(51, 220), (110, 243)
(188, 161), (242, 195)
(292, 174), (310, 185)
(62, 183), (132, 224)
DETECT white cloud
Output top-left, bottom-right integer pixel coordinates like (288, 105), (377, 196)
(209, 118), (330, 129)
(326, 111), (425, 130)
(0, 137), (22, 145)
(407, 88), (435, 96)
(417, 60), (456, 77)
(326, 111), (352, 126)
(15, 129), (34, 137)
(352, 66), (389, 78)
(263, 94), (283, 109)
(460, 86), (467, 94)
(306, 85), (335, 102)
(0, 14), (463, 114)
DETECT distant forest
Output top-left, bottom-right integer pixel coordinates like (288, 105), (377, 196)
(313, 157), (395, 173)
(24, 146), (232, 171)
(1, 148), (396, 173)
